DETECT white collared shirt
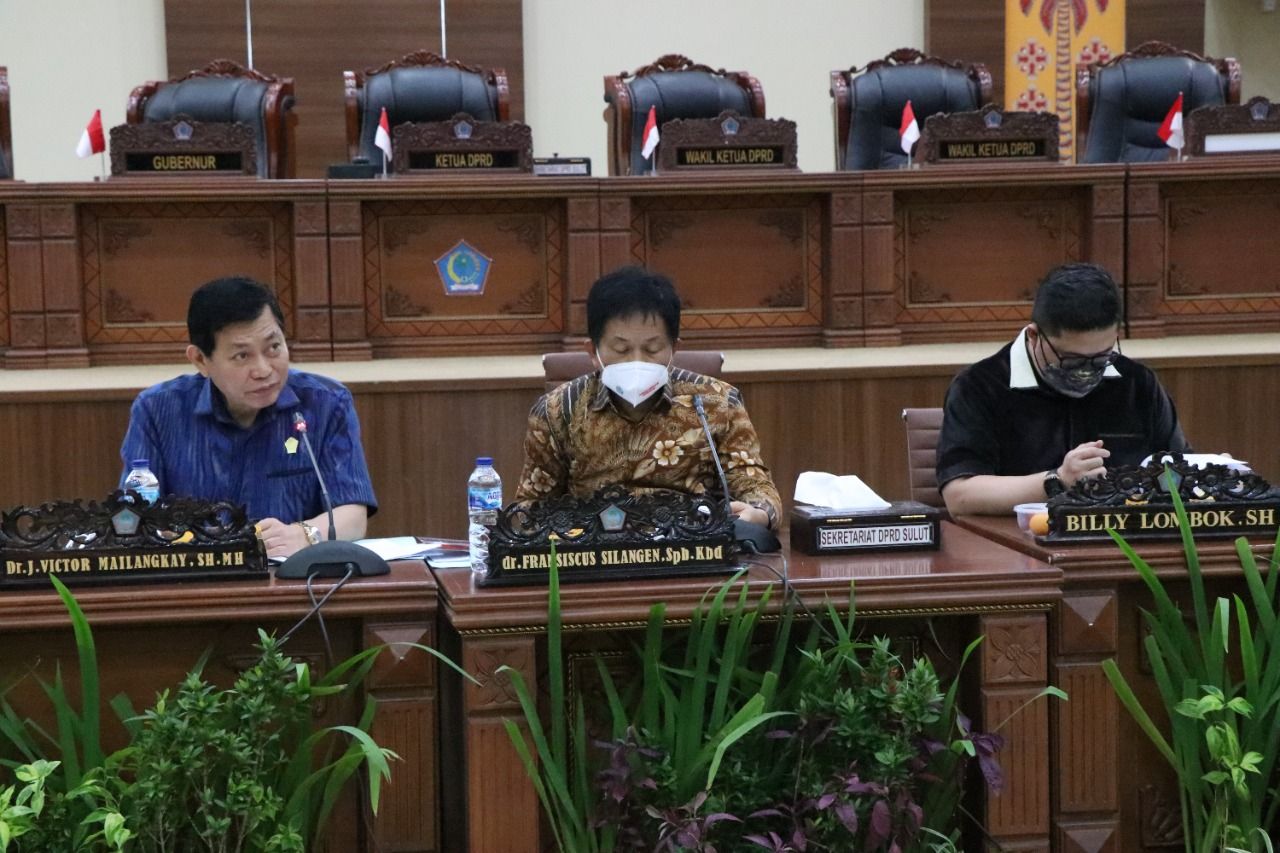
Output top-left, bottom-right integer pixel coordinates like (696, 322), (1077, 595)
(1009, 326), (1122, 390)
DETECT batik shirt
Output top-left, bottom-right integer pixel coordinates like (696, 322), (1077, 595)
(514, 368), (782, 529)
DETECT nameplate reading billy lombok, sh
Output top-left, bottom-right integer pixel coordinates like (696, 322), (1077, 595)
(0, 493), (267, 588)
(481, 486), (737, 586)
(1040, 454), (1280, 543)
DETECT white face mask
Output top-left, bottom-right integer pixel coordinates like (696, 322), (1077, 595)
(599, 360), (669, 408)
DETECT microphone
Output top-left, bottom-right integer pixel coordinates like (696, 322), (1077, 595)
(293, 412), (336, 541)
(693, 395), (733, 516)
(275, 411), (389, 579)
(693, 394), (780, 554)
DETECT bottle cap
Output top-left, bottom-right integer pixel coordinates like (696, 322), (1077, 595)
(476, 456), (493, 467)
(130, 458), (150, 469)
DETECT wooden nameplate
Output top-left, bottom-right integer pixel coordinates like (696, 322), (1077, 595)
(0, 492), (267, 588)
(109, 116), (257, 176)
(392, 113), (533, 174)
(657, 110), (797, 172)
(1039, 453), (1280, 543)
(480, 486), (736, 586)
(919, 105), (1059, 164)
(1187, 97), (1280, 157)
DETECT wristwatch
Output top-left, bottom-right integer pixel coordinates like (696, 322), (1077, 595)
(1043, 470), (1065, 498)
(297, 521), (322, 546)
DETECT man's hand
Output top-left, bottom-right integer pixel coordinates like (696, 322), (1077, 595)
(730, 501), (770, 528)
(1058, 440), (1110, 486)
(255, 517), (310, 559)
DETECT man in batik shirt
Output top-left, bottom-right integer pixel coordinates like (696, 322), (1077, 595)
(515, 266), (782, 530)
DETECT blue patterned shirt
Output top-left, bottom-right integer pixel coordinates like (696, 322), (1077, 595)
(119, 370), (377, 523)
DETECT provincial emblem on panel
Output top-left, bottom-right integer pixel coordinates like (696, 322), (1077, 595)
(434, 239), (493, 296)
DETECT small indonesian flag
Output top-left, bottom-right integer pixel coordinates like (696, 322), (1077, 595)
(641, 105), (660, 159)
(1157, 92), (1184, 150)
(76, 109), (105, 158)
(374, 107), (393, 160)
(899, 100), (920, 154)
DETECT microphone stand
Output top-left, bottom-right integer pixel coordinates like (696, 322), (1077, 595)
(693, 395), (779, 554)
(276, 412), (389, 579)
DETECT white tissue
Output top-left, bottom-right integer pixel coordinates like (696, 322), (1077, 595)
(794, 471), (892, 511)
(1142, 453), (1251, 474)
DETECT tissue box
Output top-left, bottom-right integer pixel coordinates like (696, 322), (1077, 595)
(790, 501), (943, 555)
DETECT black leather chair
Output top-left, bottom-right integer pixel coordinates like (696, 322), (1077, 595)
(603, 55), (765, 176)
(1077, 41), (1241, 163)
(0, 67), (12, 179)
(831, 48), (991, 171)
(344, 50), (509, 166)
(127, 60), (296, 178)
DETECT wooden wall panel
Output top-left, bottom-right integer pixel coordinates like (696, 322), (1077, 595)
(360, 198), (565, 356)
(859, 167), (1124, 345)
(621, 191), (826, 347)
(1128, 163), (1280, 337)
(1, 354), (1272, 544)
(0, 205), (8, 350)
(163, 0), (524, 179)
(80, 202), (292, 361)
(925, 0), (1008, 105)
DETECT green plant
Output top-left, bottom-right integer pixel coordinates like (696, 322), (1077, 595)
(1102, 483), (1280, 853)
(110, 630), (395, 853)
(502, 550), (1048, 852)
(0, 577), (473, 851)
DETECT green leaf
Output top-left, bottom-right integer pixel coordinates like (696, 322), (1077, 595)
(1203, 770), (1229, 785)
(1101, 658), (1177, 767)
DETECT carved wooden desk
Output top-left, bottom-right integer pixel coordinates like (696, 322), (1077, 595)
(0, 560), (439, 853)
(433, 522), (1061, 853)
(955, 515), (1272, 853)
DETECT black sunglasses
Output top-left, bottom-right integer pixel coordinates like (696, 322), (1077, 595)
(1040, 335), (1121, 372)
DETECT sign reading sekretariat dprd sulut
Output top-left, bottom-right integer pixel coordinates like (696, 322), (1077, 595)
(790, 501), (943, 555)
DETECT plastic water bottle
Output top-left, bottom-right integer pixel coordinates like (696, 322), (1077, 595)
(467, 456), (503, 576)
(123, 458), (160, 505)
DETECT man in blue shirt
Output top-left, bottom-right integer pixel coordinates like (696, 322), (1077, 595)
(120, 276), (377, 558)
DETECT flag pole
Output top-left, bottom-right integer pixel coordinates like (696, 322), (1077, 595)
(245, 0), (254, 69)
(382, 150), (388, 178)
(99, 151), (107, 181)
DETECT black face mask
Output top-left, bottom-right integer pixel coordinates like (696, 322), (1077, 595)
(1034, 333), (1118, 399)
(1038, 361), (1106, 398)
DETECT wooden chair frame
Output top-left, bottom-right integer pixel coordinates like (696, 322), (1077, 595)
(830, 48), (992, 170)
(603, 54), (765, 176)
(343, 50), (510, 164)
(126, 59), (297, 179)
(1075, 40), (1241, 155)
